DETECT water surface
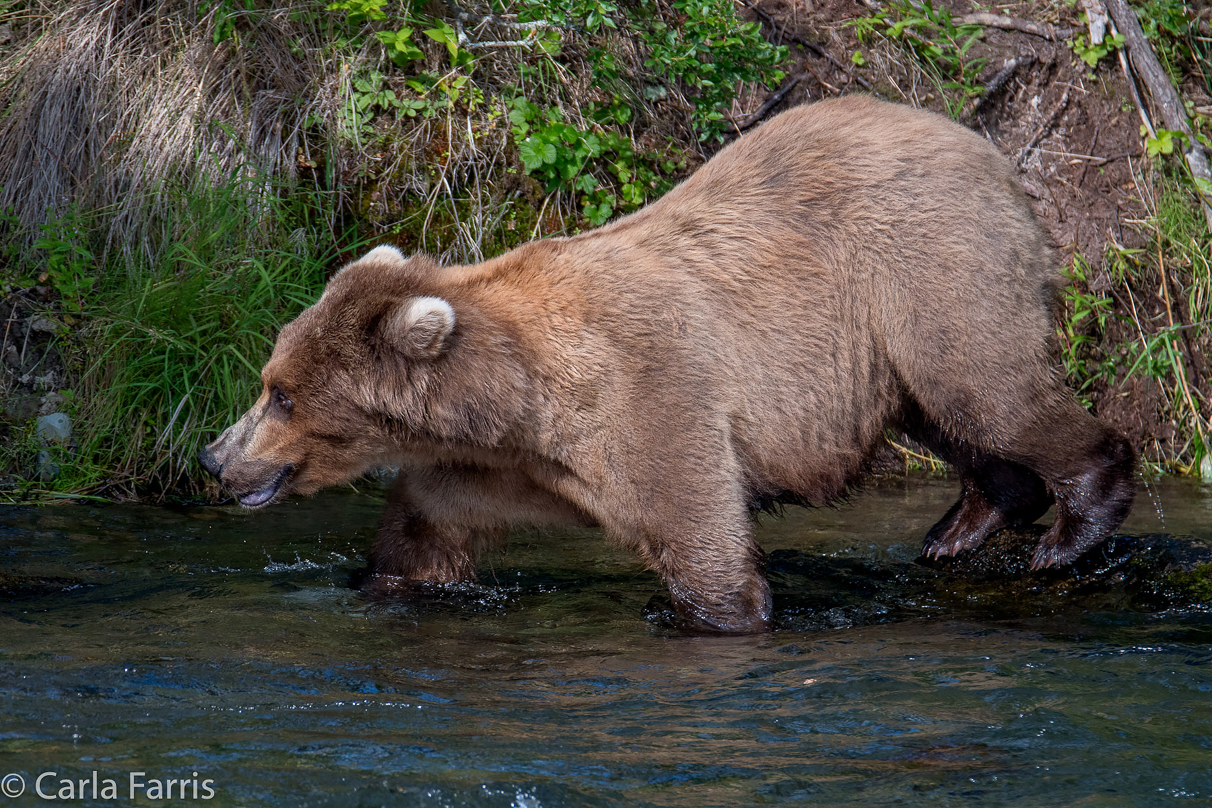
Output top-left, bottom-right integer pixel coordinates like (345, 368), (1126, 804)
(1, 477), (1210, 806)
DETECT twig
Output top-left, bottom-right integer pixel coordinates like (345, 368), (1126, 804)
(1016, 89), (1071, 168)
(887, 439), (945, 471)
(738, 74), (802, 130)
(471, 39), (541, 48)
(441, 0), (561, 49)
(1077, 119), (1100, 186)
(963, 54), (1033, 120)
(1105, 0), (1212, 231)
(735, 0), (877, 94)
(0, 299), (15, 380)
(955, 13), (1072, 41)
(1062, 148), (1140, 164)
(804, 63), (842, 95)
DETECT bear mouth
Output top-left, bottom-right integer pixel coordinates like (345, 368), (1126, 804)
(235, 465), (295, 509)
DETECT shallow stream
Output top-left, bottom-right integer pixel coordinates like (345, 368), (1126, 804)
(1, 477), (1210, 807)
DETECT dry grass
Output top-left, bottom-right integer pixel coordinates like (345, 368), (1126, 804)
(0, 0), (689, 264)
(0, 2), (333, 258)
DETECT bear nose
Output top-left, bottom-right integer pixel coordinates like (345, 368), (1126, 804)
(198, 446), (223, 478)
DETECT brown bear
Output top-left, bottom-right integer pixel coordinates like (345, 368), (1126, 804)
(199, 96), (1135, 634)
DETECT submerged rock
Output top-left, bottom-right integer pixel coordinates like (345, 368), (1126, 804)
(0, 571), (85, 600)
(767, 527), (1212, 632)
(922, 525), (1212, 611)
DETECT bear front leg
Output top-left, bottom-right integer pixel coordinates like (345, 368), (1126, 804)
(366, 462), (592, 588)
(590, 422), (772, 633)
(665, 557), (773, 634)
(632, 511), (772, 634)
(368, 473), (495, 585)
(368, 467), (501, 588)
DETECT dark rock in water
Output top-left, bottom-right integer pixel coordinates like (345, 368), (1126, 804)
(766, 528), (1212, 632)
(920, 526), (1212, 611)
(0, 571), (85, 601)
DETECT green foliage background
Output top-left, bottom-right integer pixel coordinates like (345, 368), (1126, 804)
(0, 0), (1209, 499)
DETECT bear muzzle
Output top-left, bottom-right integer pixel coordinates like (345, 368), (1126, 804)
(197, 445), (223, 477)
(199, 435), (298, 509)
(230, 462), (297, 509)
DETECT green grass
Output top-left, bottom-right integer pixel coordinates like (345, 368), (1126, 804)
(1, 172), (361, 500)
(1058, 172), (1211, 480)
(850, 0), (986, 119)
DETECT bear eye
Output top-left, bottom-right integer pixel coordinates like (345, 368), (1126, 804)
(272, 387), (294, 415)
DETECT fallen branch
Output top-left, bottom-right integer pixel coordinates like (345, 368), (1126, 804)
(1113, 21), (1156, 140)
(963, 54), (1033, 120)
(1016, 89), (1071, 169)
(1075, 148), (1139, 166)
(1105, 0), (1212, 231)
(441, 0), (562, 49)
(738, 74), (802, 130)
(955, 13), (1073, 41)
(735, 0), (877, 94)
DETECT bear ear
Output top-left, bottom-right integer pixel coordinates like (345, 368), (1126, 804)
(362, 244), (407, 264)
(384, 296), (456, 358)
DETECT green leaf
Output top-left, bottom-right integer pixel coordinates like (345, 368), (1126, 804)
(519, 139), (557, 172)
(424, 21), (460, 59)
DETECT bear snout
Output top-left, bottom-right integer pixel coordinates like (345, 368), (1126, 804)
(232, 463), (296, 509)
(198, 445), (223, 478)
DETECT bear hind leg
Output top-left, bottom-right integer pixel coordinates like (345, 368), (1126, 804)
(904, 386), (1135, 569)
(1026, 421), (1135, 569)
(920, 464), (1054, 560)
(907, 410), (1053, 559)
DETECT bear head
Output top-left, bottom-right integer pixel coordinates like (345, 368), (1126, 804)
(198, 245), (460, 508)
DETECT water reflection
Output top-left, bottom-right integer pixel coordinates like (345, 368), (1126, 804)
(0, 476), (1209, 806)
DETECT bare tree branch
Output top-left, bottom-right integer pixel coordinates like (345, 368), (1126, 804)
(737, 74), (802, 130)
(441, 0), (560, 49)
(1105, 0), (1212, 231)
(963, 54), (1033, 120)
(955, 13), (1072, 41)
(1017, 89), (1071, 169)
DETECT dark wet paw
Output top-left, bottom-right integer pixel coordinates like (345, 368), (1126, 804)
(357, 572), (418, 599)
(921, 527), (988, 560)
(1030, 541), (1079, 571)
(667, 580), (773, 634)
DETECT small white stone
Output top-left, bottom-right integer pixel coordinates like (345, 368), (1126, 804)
(35, 412), (72, 445)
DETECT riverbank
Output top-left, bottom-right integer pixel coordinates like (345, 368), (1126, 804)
(1, 0), (1209, 502)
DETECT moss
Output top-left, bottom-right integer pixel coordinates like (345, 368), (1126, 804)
(1162, 563), (1212, 605)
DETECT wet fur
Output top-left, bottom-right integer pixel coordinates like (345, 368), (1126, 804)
(202, 97), (1136, 633)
